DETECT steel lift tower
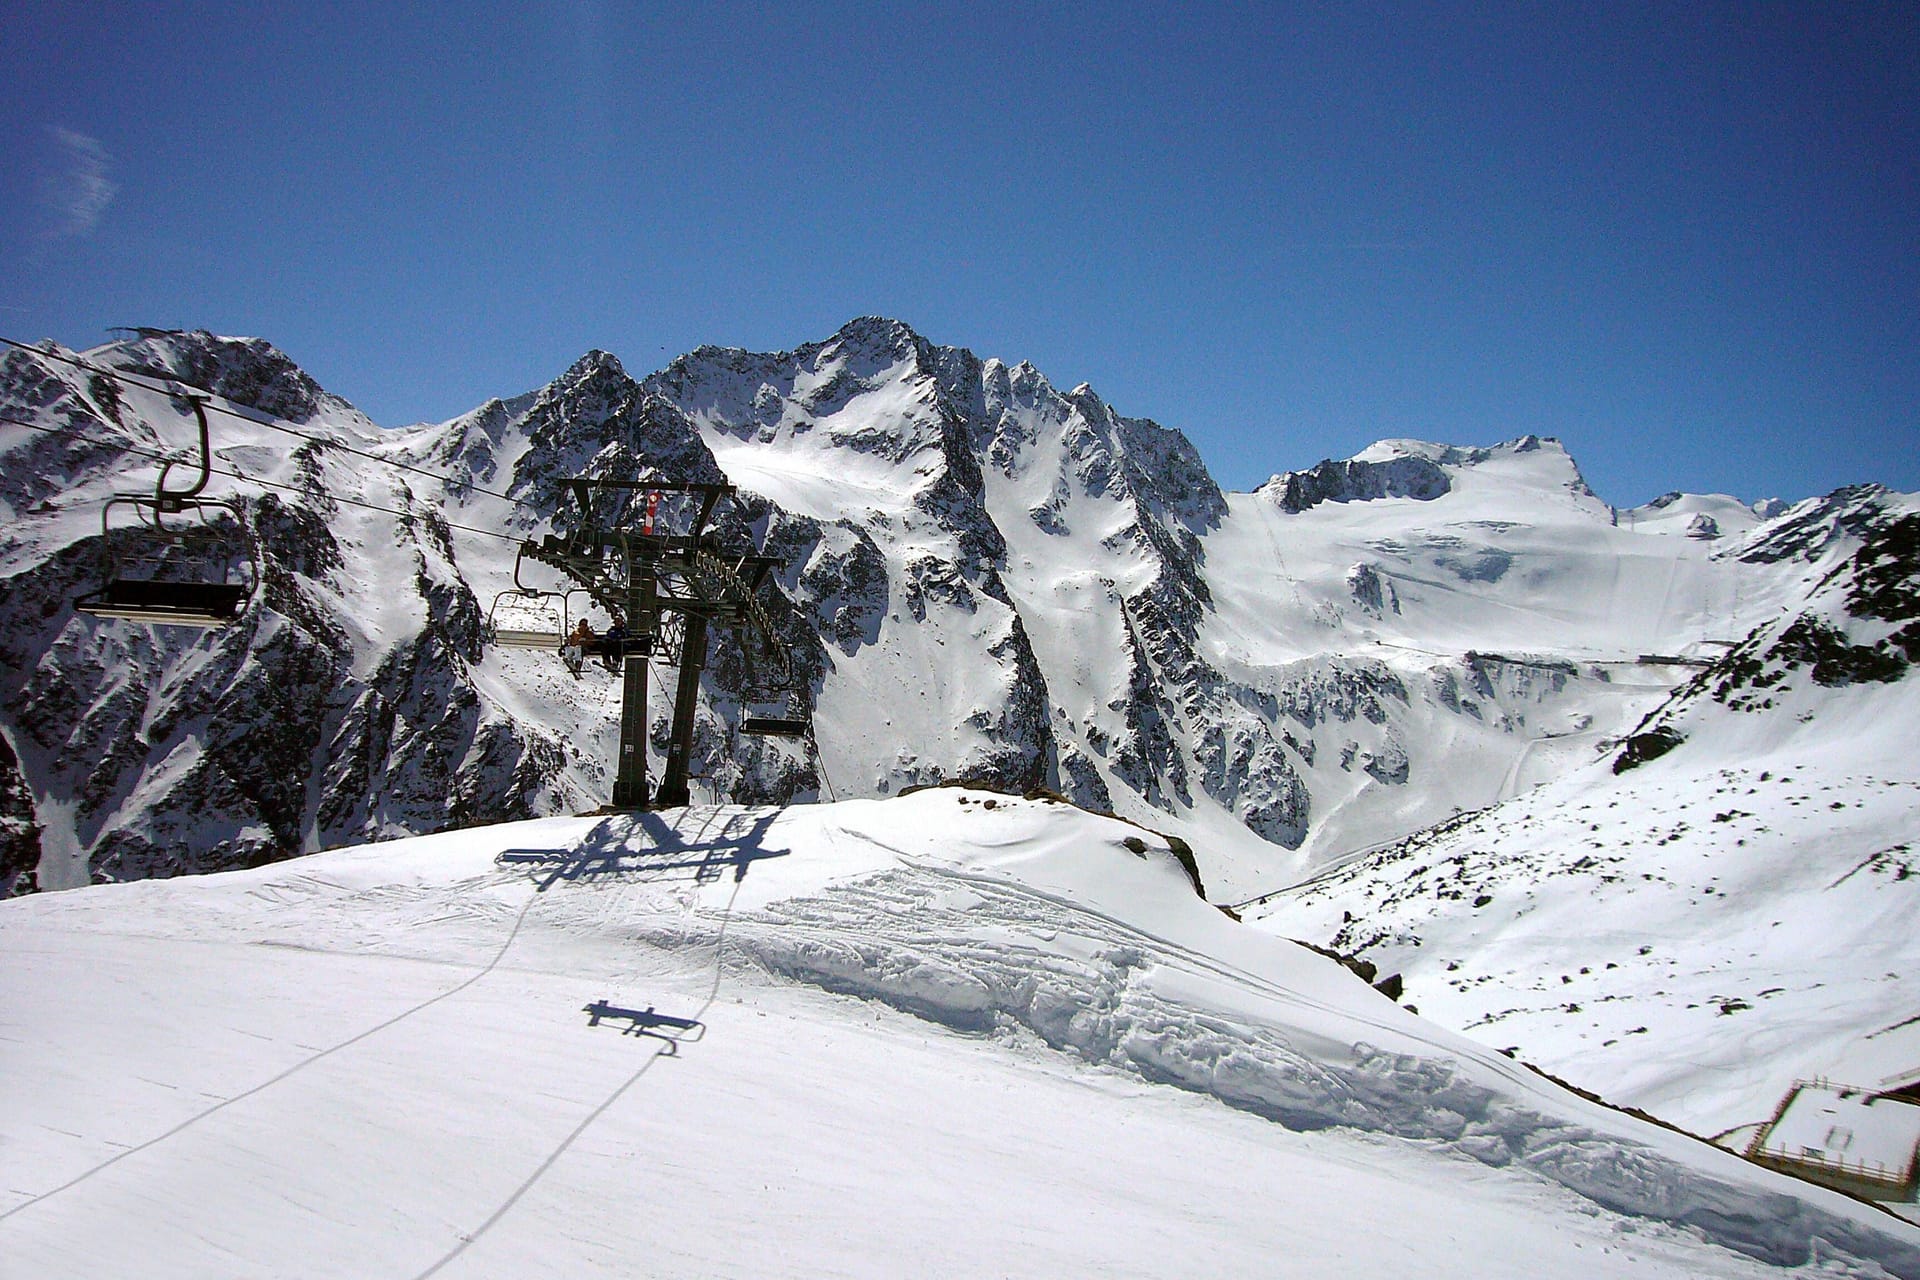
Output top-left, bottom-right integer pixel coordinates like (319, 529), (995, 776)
(516, 479), (805, 810)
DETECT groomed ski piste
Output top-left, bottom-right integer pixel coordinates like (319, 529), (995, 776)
(7, 789), (1920, 1278)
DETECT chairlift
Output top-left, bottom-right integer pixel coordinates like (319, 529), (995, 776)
(486, 551), (649, 679)
(731, 573), (812, 739)
(574, 622), (648, 677)
(741, 713), (810, 738)
(486, 588), (568, 650)
(73, 394), (257, 628)
(737, 638), (810, 738)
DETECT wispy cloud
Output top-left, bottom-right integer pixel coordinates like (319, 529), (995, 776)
(39, 126), (118, 240)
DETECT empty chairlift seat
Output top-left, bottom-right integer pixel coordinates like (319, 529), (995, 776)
(75, 578), (250, 627)
(71, 392), (258, 630)
(741, 715), (809, 738)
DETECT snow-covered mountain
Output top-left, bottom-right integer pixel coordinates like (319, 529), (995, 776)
(4, 319), (1917, 1162)
(1254, 487), (1920, 1140)
(7, 791), (1919, 1277)
(2, 319), (1862, 899)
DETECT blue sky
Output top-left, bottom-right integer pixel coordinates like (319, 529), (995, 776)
(2, 1), (1914, 506)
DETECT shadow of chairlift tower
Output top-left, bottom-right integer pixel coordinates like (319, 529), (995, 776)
(494, 810), (790, 893)
(493, 810), (786, 1054)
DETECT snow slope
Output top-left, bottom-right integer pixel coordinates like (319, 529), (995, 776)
(5, 791), (1920, 1278)
(1252, 495), (1920, 1141)
(1198, 436), (1793, 875)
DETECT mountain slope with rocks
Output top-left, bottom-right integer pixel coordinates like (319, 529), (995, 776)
(0, 320), (1900, 913)
(1250, 485), (1920, 1143)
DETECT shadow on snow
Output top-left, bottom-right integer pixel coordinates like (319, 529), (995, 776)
(581, 998), (706, 1054)
(495, 808), (790, 893)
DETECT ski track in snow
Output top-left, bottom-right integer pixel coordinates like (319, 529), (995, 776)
(0, 879), (548, 1227)
(412, 873), (745, 1280)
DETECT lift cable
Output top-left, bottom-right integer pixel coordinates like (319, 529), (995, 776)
(1, 334), (545, 515)
(412, 863), (746, 1280)
(807, 722), (839, 803)
(0, 870), (550, 1227)
(0, 412), (525, 547)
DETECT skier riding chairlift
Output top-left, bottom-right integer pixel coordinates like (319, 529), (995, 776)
(563, 618), (595, 678)
(600, 618), (628, 672)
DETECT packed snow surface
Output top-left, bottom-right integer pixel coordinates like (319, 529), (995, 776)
(5, 791), (1920, 1278)
(1252, 643), (1920, 1142)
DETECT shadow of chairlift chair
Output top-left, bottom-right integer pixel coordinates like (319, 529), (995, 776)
(73, 394), (257, 628)
(583, 998), (705, 1054)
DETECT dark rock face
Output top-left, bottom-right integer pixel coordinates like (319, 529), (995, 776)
(1276, 662), (1408, 729)
(1265, 455), (1451, 514)
(0, 350), (141, 517)
(0, 733), (41, 896)
(512, 352), (731, 519)
(1197, 719), (1309, 846)
(1845, 514), (1920, 628)
(1776, 617), (1909, 686)
(1709, 511), (1920, 706)
(1347, 562), (1399, 614)
(1614, 727), (1684, 773)
(1735, 485), (1891, 566)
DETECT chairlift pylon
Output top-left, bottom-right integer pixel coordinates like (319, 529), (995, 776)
(73, 393), (257, 628)
(507, 479), (819, 808)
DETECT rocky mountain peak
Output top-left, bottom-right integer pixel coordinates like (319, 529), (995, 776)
(514, 350), (726, 503)
(808, 316), (935, 390)
(829, 314), (923, 355)
(1732, 484), (1894, 566)
(1259, 435), (1612, 514)
(100, 329), (346, 424)
(1259, 450), (1452, 514)
(553, 348), (630, 391)
(5, 320), (1914, 930)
